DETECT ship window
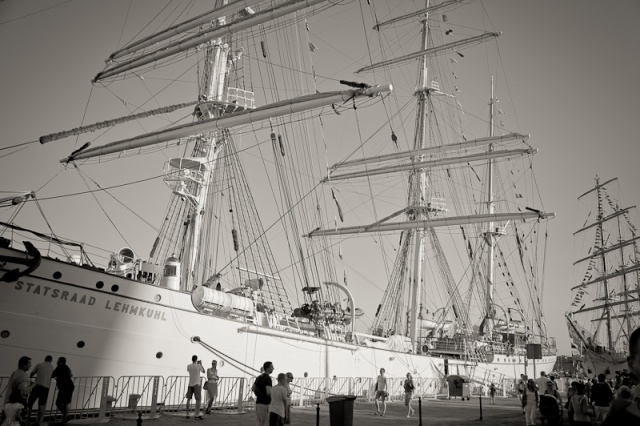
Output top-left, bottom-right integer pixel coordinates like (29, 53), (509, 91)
(111, 285), (119, 292)
(96, 281), (104, 289)
(164, 265), (177, 276)
(77, 341), (85, 348)
(154, 294), (161, 302)
(156, 352), (163, 359)
(53, 271), (62, 279)
(0, 330), (9, 338)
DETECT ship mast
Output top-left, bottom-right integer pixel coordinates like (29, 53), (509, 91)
(408, 0), (431, 354)
(595, 177), (614, 350)
(484, 77), (496, 339)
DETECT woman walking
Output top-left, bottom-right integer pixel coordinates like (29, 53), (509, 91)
(522, 379), (538, 426)
(403, 373), (415, 418)
(569, 382), (591, 426)
(204, 360), (219, 414)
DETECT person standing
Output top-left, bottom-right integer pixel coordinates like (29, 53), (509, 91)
(403, 372), (415, 418)
(489, 383), (496, 405)
(268, 373), (288, 426)
(523, 379), (538, 426)
(185, 355), (205, 420)
(602, 326), (640, 425)
(284, 372), (293, 424)
(535, 371), (549, 392)
(4, 356), (32, 407)
(204, 360), (219, 414)
(569, 382), (591, 426)
(590, 373), (613, 424)
(253, 361), (274, 426)
(517, 374), (527, 414)
(28, 355), (54, 425)
(373, 368), (387, 416)
(51, 357), (74, 424)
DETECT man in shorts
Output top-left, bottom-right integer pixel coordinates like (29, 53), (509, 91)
(517, 374), (527, 413)
(186, 355), (205, 420)
(374, 368), (387, 416)
(28, 355), (54, 425)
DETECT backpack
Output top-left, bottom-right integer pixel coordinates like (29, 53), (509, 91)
(539, 394), (559, 416)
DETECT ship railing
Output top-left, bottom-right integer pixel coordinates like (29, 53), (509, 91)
(1, 373), (519, 423)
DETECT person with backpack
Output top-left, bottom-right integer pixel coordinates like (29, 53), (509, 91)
(403, 372), (415, 418)
(590, 373), (613, 424)
(522, 379), (538, 426)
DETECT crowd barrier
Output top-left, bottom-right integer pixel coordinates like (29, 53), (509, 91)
(0, 374), (523, 423)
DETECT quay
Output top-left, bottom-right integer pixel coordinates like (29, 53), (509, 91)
(104, 397), (541, 426)
(1, 374), (567, 425)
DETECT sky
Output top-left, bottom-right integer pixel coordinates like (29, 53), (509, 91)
(1, 0), (640, 356)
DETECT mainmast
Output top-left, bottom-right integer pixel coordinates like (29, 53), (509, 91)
(408, 0), (431, 354)
(595, 177), (614, 350)
(484, 77), (496, 339)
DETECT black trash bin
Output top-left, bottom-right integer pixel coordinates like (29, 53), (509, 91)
(326, 395), (356, 426)
(447, 375), (471, 400)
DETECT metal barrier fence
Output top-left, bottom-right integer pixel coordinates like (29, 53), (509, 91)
(0, 373), (521, 423)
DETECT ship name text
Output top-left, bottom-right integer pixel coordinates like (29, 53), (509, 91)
(104, 300), (167, 321)
(14, 280), (96, 305)
(13, 281), (167, 321)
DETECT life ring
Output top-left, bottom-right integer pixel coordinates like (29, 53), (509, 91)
(484, 344), (493, 354)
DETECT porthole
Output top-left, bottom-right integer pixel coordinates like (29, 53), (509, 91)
(96, 281), (104, 289)
(111, 285), (119, 292)
(154, 294), (161, 302)
(53, 271), (62, 279)
(156, 352), (163, 359)
(77, 341), (85, 348)
(0, 330), (10, 338)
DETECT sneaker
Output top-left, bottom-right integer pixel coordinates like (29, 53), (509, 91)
(406, 415), (411, 418)
(195, 416), (204, 420)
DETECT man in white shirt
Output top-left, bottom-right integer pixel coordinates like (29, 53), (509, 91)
(535, 371), (548, 392)
(269, 373), (289, 426)
(28, 355), (54, 425)
(186, 355), (205, 420)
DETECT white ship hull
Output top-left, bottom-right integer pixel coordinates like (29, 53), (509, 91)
(0, 248), (555, 382)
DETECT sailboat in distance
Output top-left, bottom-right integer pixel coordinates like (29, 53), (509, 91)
(1, 0), (556, 384)
(567, 177), (640, 377)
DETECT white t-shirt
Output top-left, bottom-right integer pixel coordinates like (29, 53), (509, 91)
(269, 385), (288, 417)
(32, 362), (54, 388)
(187, 363), (202, 386)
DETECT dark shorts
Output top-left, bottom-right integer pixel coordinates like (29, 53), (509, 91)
(56, 386), (74, 406)
(186, 385), (201, 400)
(269, 411), (285, 426)
(28, 385), (50, 406)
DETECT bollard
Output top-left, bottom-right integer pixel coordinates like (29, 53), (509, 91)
(418, 396), (423, 426)
(136, 411), (143, 426)
(316, 402), (320, 426)
(478, 393), (483, 421)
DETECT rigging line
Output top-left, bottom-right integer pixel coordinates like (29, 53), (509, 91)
(0, 145), (29, 160)
(0, 140), (38, 152)
(73, 84), (95, 152)
(73, 166), (134, 249)
(115, 0), (133, 51)
(0, 0), (73, 26)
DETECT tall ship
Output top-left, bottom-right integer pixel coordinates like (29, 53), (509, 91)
(1, 0), (556, 384)
(567, 177), (640, 376)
